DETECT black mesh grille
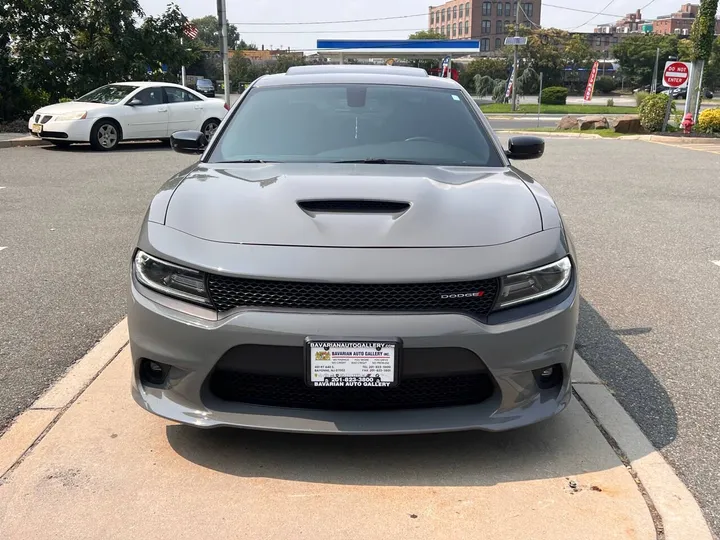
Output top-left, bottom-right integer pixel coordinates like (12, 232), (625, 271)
(206, 275), (499, 318)
(209, 371), (494, 410)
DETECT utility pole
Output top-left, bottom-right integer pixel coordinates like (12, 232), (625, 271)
(217, 0), (231, 105)
(650, 47), (660, 93)
(511, 0), (521, 112)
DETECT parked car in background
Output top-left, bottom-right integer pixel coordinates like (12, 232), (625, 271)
(633, 84), (669, 94)
(28, 82), (229, 151)
(195, 79), (216, 97)
(664, 87), (714, 100)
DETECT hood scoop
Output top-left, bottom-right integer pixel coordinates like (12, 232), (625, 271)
(298, 199), (411, 214)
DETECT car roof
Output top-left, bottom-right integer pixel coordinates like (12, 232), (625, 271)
(253, 65), (462, 90)
(112, 81), (186, 89)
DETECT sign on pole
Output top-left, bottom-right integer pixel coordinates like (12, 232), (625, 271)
(662, 61), (691, 88)
(583, 61), (600, 103)
(504, 36), (528, 46)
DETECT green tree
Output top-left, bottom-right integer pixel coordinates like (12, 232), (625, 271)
(191, 15), (241, 50)
(678, 38), (693, 61)
(408, 30), (445, 40)
(505, 28), (572, 87)
(690, 0), (719, 61)
(705, 37), (720, 90)
(613, 34), (679, 87)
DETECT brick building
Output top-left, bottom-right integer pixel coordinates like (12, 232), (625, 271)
(428, 0), (542, 52)
(652, 3), (720, 35)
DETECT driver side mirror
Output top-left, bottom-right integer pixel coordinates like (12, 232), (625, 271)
(170, 130), (208, 154)
(506, 136), (545, 160)
(127, 98), (143, 106)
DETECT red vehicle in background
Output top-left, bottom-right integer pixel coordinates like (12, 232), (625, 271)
(428, 67), (460, 82)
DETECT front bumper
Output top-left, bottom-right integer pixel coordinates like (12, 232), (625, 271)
(129, 272), (579, 434)
(27, 117), (92, 142)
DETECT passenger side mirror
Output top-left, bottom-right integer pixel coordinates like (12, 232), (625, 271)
(127, 98), (143, 107)
(170, 130), (208, 154)
(506, 136), (545, 160)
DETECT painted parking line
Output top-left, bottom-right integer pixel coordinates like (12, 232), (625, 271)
(651, 141), (720, 155)
(712, 260), (720, 267)
(0, 247), (7, 252)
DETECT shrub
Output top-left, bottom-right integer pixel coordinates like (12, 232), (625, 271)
(638, 93), (675, 132)
(635, 91), (650, 107)
(697, 108), (720, 133)
(59, 97), (73, 103)
(540, 86), (568, 105)
(474, 74), (496, 98)
(607, 98), (614, 107)
(595, 76), (617, 94)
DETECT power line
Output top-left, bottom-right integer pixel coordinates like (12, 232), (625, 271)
(237, 28), (426, 35)
(544, 3), (624, 18)
(566, 0), (620, 31)
(639, 0), (661, 10)
(229, 13), (427, 26)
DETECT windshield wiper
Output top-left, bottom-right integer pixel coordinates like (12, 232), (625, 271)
(334, 158), (423, 165)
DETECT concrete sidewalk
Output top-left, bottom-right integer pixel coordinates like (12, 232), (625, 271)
(0, 134), (50, 149)
(0, 322), (712, 540)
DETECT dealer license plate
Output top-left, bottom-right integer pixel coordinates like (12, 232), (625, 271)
(32, 123), (43, 134)
(305, 339), (400, 388)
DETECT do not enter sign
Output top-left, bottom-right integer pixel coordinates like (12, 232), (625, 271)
(663, 61), (691, 88)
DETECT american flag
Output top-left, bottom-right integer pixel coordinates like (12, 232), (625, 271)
(183, 23), (199, 40)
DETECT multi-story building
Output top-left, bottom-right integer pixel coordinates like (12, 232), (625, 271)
(594, 9), (645, 34)
(652, 3), (720, 35)
(428, 1), (542, 53)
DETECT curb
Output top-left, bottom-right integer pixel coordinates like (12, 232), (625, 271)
(646, 135), (720, 145)
(0, 136), (52, 149)
(0, 326), (712, 538)
(573, 352), (713, 540)
(0, 318), (128, 478)
(496, 130), (604, 139)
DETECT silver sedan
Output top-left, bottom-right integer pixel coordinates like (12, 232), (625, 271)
(128, 65), (578, 434)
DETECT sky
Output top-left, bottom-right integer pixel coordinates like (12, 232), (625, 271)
(140, 0), (691, 50)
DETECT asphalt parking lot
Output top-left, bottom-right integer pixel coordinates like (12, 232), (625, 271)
(1, 136), (719, 535)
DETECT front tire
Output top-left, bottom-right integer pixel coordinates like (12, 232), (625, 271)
(90, 120), (121, 151)
(201, 118), (221, 141)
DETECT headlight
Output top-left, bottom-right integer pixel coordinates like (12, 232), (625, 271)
(55, 111), (87, 121)
(496, 257), (572, 309)
(133, 250), (212, 307)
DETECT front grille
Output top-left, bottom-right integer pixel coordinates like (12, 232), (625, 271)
(298, 200), (410, 214)
(40, 115), (52, 124)
(209, 371), (494, 410)
(206, 275), (499, 318)
(34, 114), (40, 123)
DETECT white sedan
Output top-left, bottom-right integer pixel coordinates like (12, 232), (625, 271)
(28, 82), (229, 151)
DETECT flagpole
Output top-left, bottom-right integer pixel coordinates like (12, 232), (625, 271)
(181, 37), (186, 87)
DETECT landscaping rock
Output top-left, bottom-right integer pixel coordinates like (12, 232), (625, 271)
(608, 115), (643, 134)
(556, 115), (579, 130)
(577, 115), (609, 130)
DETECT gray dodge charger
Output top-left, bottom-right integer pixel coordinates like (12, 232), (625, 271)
(128, 65), (579, 434)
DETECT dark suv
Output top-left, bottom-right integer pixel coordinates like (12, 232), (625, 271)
(195, 79), (215, 97)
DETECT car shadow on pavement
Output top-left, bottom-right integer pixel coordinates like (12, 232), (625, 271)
(42, 141), (172, 153)
(576, 297), (678, 450)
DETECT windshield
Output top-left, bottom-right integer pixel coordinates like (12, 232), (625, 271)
(76, 84), (139, 104)
(197, 80), (213, 87)
(208, 84), (503, 167)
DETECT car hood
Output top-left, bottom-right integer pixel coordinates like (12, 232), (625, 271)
(162, 163), (543, 248)
(34, 102), (112, 115)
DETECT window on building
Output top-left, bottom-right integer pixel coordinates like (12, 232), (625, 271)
(595, 38), (602, 46)
(453, 23), (457, 36)
(447, 24), (451, 35)
(453, 6), (457, 18)
(496, 19), (504, 33)
(459, 5), (463, 18)
(481, 20), (491, 34)
(513, 2), (518, 16)
(441, 9), (445, 22)
(505, 2), (511, 16)
(430, 12), (434, 24)
(482, 2), (492, 16)
(604, 36), (610, 46)
(466, 3), (470, 17)
(465, 20), (470, 34)
(522, 2), (533, 17)
(495, 38), (502, 49)
(480, 38), (490, 51)
(497, 1), (503, 15)
(613, 36), (619, 43)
